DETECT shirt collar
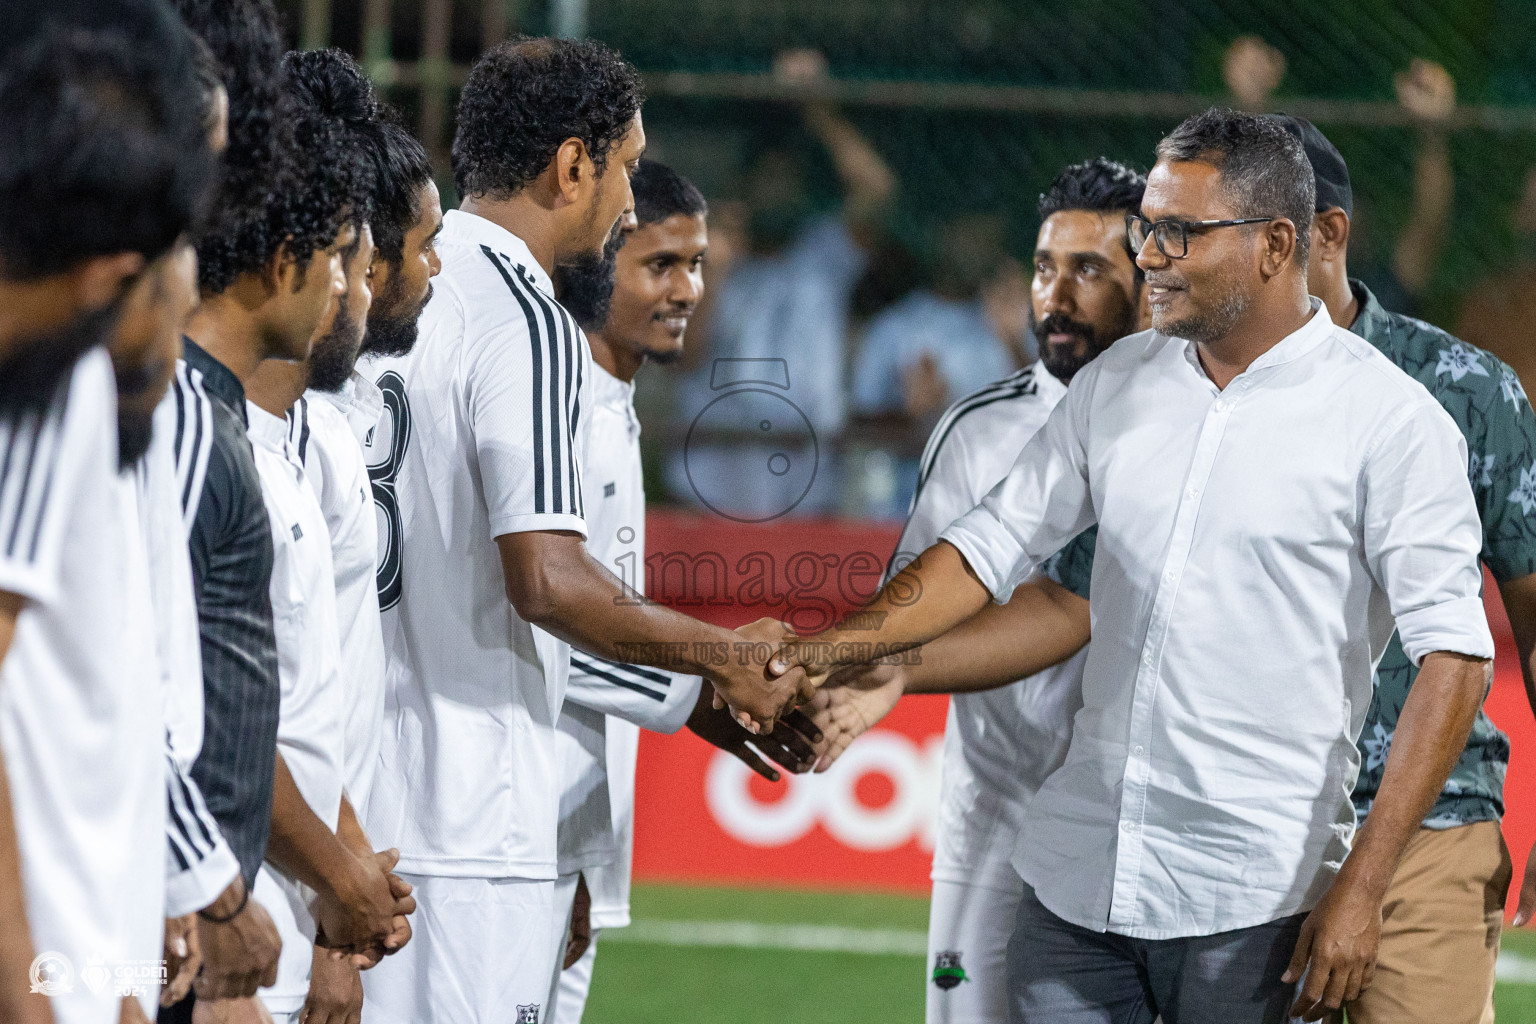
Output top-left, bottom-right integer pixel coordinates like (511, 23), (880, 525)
(310, 370), (384, 422)
(182, 337), (247, 422)
(441, 209), (555, 298)
(1179, 296), (1333, 381)
(591, 360), (634, 410)
(1346, 278), (1393, 349)
(245, 399), (292, 456)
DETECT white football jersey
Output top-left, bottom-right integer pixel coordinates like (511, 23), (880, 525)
(247, 401), (346, 1014)
(362, 210), (591, 880)
(0, 350), (164, 1024)
(893, 362), (1086, 889)
(298, 376), (387, 816)
(555, 364), (700, 927)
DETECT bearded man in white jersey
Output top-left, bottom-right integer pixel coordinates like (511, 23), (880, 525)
(546, 160), (832, 1024)
(0, 5), (219, 1023)
(358, 38), (806, 1024)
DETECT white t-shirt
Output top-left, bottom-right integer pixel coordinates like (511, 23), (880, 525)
(299, 376), (387, 816)
(555, 364), (700, 926)
(0, 350), (164, 1023)
(247, 400), (346, 1014)
(892, 362), (1085, 891)
(362, 209), (591, 880)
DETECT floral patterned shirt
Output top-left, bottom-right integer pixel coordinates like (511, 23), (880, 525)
(1348, 280), (1536, 827)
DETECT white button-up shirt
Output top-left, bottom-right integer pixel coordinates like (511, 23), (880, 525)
(941, 300), (1493, 940)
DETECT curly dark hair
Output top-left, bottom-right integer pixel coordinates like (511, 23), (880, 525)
(452, 36), (644, 201)
(283, 48), (432, 266)
(0, 2), (216, 278)
(182, 24), (365, 291)
(1037, 157), (1147, 271)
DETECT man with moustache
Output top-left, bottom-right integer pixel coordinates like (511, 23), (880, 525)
(0, 4), (218, 1022)
(772, 109), (1495, 1023)
(359, 40), (802, 1024)
(547, 160), (829, 1024)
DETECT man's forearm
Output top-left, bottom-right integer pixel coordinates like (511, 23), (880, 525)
(901, 578), (1091, 695)
(1340, 650), (1488, 897)
(499, 532), (746, 678)
(335, 795), (372, 862)
(0, 597), (45, 1020)
(264, 753), (359, 902)
(800, 541), (991, 673)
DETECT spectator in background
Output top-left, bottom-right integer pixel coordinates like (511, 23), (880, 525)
(667, 48), (896, 520)
(1456, 165), (1536, 395)
(850, 214), (1032, 514)
(1224, 39), (1455, 316)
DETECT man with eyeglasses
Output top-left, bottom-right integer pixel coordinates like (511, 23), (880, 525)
(770, 107), (1495, 1023)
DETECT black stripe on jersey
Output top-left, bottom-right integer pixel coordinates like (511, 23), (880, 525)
(482, 246), (550, 513)
(571, 328), (585, 519)
(287, 397), (311, 464)
(0, 376), (70, 562)
(571, 651), (670, 701)
(889, 367), (1040, 578)
(510, 256), (585, 517)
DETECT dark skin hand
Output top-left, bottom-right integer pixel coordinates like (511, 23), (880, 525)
(685, 683), (824, 781)
(564, 874), (592, 970)
(192, 876), (282, 1000)
(302, 945), (362, 1024)
(1283, 651), (1488, 1020)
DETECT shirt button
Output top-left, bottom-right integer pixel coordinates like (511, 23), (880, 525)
(1121, 820), (1135, 832)
(1212, 400), (1227, 412)
(1163, 571), (1176, 584)
(1134, 745), (1145, 756)
(1187, 488), (1200, 500)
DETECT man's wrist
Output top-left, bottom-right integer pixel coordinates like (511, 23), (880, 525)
(198, 877), (249, 923)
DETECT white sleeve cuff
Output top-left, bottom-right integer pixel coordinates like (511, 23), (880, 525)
(1395, 596), (1496, 667)
(164, 839), (240, 918)
(939, 505), (1033, 604)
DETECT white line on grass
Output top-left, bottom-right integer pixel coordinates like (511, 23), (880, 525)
(606, 919), (928, 957)
(612, 920), (1536, 983)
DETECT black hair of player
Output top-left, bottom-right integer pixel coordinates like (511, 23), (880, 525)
(452, 36), (644, 201)
(282, 48), (431, 266)
(1037, 157), (1148, 266)
(0, 18), (216, 279)
(631, 159), (708, 229)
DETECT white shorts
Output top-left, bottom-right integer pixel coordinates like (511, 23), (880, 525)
(550, 927), (600, 1024)
(927, 874), (1024, 1024)
(361, 872), (578, 1024)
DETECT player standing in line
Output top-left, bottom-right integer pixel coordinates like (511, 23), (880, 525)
(875, 158), (1143, 1024)
(359, 38), (803, 1024)
(0, 5), (219, 1022)
(546, 160), (831, 1024)
(265, 47), (438, 1024)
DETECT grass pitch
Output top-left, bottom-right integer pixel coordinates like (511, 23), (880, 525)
(583, 883), (1536, 1023)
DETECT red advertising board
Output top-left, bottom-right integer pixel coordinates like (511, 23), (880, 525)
(635, 510), (1536, 910)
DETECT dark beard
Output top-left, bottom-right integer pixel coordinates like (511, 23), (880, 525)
(307, 294), (360, 393)
(1031, 307), (1133, 384)
(645, 346), (684, 366)
(361, 278), (432, 359)
(552, 244), (618, 334)
(0, 301), (119, 417)
(117, 404), (154, 469)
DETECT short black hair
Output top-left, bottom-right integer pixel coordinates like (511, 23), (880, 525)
(632, 159), (707, 229)
(1038, 157), (1147, 223)
(282, 48), (433, 265)
(0, 13), (216, 278)
(1155, 107), (1315, 266)
(452, 36), (644, 201)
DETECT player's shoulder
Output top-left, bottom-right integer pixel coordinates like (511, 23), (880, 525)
(917, 365), (1054, 479)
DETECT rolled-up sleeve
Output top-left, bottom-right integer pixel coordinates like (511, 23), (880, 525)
(940, 366), (1098, 602)
(1362, 398), (1494, 665)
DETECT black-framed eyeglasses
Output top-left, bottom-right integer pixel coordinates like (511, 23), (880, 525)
(1125, 213), (1276, 260)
